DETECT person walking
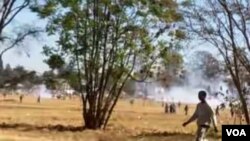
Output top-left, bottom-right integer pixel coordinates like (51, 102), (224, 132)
(182, 91), (218, 141)
(184, 105), (189, 115)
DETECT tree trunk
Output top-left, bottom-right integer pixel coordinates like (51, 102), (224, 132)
(238, 90), (250, 124)
(83, 111), (102, 129)
(0, 55), (3, 72)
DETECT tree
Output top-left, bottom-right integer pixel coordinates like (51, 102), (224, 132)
(190, 51), (222, 79)
(183, 0), (250, 124)
(42, 70), (58, 90)
(32, 0), (183, 129)
(0, 0), (41, 71)
(45, 54), (65, 71)
(0, 65), (42, 90)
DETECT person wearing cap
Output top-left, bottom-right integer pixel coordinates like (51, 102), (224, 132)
(182, 90), (218, 141)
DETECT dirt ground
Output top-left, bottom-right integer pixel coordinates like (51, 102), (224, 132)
(0, 95), (233, 141)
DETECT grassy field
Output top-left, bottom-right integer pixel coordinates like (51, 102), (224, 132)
(0, 95), (233, 141)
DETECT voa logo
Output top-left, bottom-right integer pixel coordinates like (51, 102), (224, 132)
(226, 129), (246, 136)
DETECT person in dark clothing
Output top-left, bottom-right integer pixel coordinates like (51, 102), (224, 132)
(3, 92), (6, 98)
(19, 94), (23, 103)
(37, 95), (41, 103)
(170, 104), (174, 113)
(230, 107), (234, 118)
(165, 103), (169, 113)
(184, 105), (189, 115)
(215, 106), (220, 116)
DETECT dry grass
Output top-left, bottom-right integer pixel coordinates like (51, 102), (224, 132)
(0, 95), (233, 141)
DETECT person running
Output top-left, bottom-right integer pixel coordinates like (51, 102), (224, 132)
(182, 91), (218, 141)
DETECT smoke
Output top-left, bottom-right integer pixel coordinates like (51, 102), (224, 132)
(31, 85), (52, 98)
(135, 67), (232, 107)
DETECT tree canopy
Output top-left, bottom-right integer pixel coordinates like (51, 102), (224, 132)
(31, 0), (184, 129)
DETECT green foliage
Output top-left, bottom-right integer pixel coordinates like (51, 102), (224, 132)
(181, 0), (192, 7)
(0, 65), (42, 89)
(32, 0), (184, 129)
(43, 70), (58, 90)
(30, 1), (58, 18)
(175, 29), (186, 40)
(45, 54), (65, 70)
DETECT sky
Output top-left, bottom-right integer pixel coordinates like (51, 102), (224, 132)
(3, 6), (55, 73)
(2, 0), (222, 74)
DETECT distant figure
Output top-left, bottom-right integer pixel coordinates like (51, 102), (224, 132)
(37, 95), (41, 103)
(229, 103), (234, 118)
(182, 91), (218, 141)
(230, 107), (234, 118)
(165, 103), (169, 113)
(215, 106), (220, 116)
(170, 103), (176, 113)
(184, 105), (189, 115)
(56, 95), (63, 100)
(170, 104), (173, 113)
(19, 95), (24, 103)
(3, 93), (6, 98)
(129, 99), (134, 106)
(226, 89), (229, 94)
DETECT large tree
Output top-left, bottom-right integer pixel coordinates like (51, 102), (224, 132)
(32, 0), (184, 129)
(0, 0), (41, 71)
(183, 0), (250, 124)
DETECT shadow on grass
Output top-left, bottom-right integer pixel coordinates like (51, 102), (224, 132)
(134, 131), (192, 138)
(133, 130), (221, 140)
(0, 122), (84, 132)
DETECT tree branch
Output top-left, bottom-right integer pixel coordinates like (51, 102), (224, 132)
(0, 29), (42, 56)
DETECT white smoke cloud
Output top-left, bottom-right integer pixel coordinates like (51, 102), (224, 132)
(135, 67), (232, 107)
(32, 85), (52, 98)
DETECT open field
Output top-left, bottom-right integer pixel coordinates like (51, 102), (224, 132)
(0, 95), (233, 141)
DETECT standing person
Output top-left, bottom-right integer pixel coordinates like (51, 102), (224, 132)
(184, 105), (189, 115)
(182, 91), (218, 141)
(3, 92), (6, 99)
(129, 99), (134, 106)
(165, 103), (169, 113)
(19, 94), (23, 103)
(229, 102), (234, 118)
(215, 106), (220, 116)
(170, 104), (173, 113)
(37, 95), (41, 103)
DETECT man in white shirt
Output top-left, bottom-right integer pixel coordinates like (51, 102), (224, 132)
(182, 90), (218, 141)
